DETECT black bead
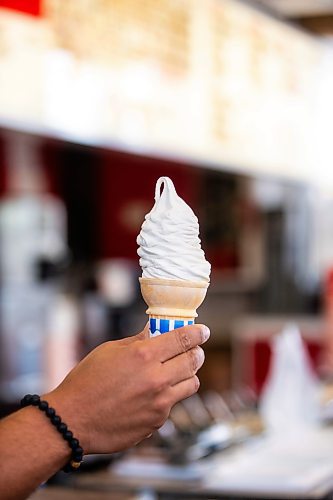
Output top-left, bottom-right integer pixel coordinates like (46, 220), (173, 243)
(69, 438), (79, 450)
(74, 446), (83, 456)
(64, 430), (73, 442)
(46, 407), (56, 418)
(58, 423), (67, 434)
(38, 400), (49, 411)
(51, 415), (61, 426)
(21, 394), (32, 407)
(31, 395), (40, 406)
(21, 394), (83, 473)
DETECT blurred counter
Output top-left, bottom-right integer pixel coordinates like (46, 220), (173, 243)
(29, 487), (134, 500)
(28, 426), (333, 500)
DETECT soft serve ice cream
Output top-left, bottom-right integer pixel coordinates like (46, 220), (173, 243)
(137, 177), (211, 282)
(138, 177), (210, 336)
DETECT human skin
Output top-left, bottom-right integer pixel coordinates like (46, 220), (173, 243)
(0, 323), (210, 500)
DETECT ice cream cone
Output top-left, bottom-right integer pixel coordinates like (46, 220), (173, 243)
(139, 277), (209, 336)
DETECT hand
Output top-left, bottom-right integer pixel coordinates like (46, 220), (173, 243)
(45, 323), (210, 455)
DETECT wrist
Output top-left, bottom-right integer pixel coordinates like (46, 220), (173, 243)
(21, 394), (85, 472)
(42, 390), (91, 455)
(19, 405), (71, 466)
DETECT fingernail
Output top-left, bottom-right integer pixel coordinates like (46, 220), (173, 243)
(202, 326), (210, 341)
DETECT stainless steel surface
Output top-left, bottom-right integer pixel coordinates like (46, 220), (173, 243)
(28, 486), (134, 500)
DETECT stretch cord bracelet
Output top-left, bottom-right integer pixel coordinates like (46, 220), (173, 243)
(20, 394), (84, 473)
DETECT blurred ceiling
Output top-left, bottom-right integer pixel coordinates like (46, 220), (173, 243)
(251, 0), (333, 35)
(254, 0), (333, 18)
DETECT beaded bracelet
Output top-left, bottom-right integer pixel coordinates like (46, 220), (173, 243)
(20, 394), (84, 473)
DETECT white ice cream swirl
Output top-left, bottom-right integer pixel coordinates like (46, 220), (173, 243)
(137, 177), (211, 282)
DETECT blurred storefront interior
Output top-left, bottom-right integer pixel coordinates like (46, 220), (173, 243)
(2, 0), (333, 498)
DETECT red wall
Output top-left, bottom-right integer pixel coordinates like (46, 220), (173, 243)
(97, 151), (199, 261)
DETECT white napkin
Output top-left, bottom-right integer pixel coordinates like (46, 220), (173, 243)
(259, 323), (320, 434)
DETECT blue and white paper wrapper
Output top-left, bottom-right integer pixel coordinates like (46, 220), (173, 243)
(149, 318), (194, 337)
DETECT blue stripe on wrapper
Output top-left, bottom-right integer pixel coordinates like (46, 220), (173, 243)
(150, 318), (156, 334)
(149, 318), (195, 337)
(160, 319), (169, 334)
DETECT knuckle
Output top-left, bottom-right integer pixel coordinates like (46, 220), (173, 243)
(156, 397), (169, 414)
(147, 377), (160, 394)
(177, 329), (192, 353)
(149, 373), (169, 393)
(135, 342), (151, 363)
(152, 398), (170, 428)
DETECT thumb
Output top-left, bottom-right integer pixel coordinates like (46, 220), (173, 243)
(116, 323), (150, 346)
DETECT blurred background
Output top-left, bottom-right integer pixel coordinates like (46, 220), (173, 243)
(3, 0), (333, 498)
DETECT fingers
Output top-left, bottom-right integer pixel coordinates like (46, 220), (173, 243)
(150, 324), (210, 363)
(163, 346), (205, 386)
(169, 376), (200, 406)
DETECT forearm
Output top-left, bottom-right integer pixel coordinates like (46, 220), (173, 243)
(0, 324), (209, 499)
(0, 406), (71, 500)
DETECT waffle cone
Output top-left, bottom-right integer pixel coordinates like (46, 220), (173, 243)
(139, 277), (209, 320)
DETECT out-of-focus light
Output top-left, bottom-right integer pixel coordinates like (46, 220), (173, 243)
(97, 259), (136, 307)
(251, 178), (285, 210)
(44, 49), (108, 139)
(310, 44), (333, 196)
